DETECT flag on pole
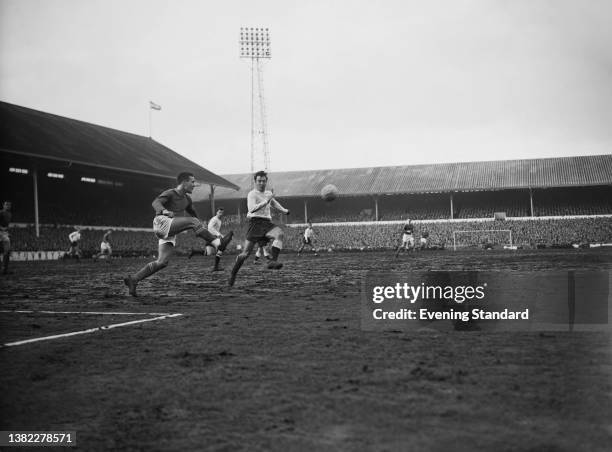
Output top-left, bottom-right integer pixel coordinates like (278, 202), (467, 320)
(149, 101), (162, 111)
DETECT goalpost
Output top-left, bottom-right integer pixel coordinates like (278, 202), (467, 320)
(452, 229), (513, 251)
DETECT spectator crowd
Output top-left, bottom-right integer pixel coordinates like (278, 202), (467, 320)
(7, 217), (612, 254)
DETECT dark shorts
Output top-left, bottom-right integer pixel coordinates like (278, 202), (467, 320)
(246, 218), (278, 243)
(302, 237), (312, 245)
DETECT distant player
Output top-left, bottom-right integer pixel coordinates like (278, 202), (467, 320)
(93, 230), (113, 261)
(419, 230), (429, 250)
(395, 219), (415, 257)
(0, 201), (12, 274)
(123, 172), (232, 296)
(187, 207), (234, 271)
(229, 171), (290, 287)
(297, 222), (317, 256)
(66, 227), (82, 260)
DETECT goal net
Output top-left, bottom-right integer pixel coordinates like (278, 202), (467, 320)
(452, 229), (513, 251)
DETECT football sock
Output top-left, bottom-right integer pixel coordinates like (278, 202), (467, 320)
(195, 226), (216, 243)
(232, 254), (247, 274)
(133, 261), (167, 282)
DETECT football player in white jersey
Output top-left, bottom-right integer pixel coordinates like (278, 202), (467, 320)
(229, 171), (290, 286)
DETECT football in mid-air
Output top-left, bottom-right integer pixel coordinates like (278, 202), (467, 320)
(321, 184), (339, 202)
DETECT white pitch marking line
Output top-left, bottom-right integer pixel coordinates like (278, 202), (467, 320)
(0, 310), (174, 316)
(2, 313), (184, 348)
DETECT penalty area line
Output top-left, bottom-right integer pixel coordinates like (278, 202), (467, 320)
(0, 310), (175, 316)
(2, 313), (184, 348)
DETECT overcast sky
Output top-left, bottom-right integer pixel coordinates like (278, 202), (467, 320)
(1, 0), (611, 176)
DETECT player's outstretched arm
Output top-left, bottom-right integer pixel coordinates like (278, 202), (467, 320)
(270, 198), (289, 214)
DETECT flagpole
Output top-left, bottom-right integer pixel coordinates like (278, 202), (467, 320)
(148, 101), (162, 138)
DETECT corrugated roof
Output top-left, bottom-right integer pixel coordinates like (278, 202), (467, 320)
(196, 154), (612, 200)
(0, 101), (239, 190)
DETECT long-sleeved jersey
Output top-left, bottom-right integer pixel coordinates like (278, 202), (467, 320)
(152, 189), (197, 217)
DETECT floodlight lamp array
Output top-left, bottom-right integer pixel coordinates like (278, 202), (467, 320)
(240, 27), (271, 58)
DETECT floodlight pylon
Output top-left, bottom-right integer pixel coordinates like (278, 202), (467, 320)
(240, 27), (272, 185)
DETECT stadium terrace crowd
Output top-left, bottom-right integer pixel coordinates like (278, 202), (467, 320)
(534, 201), (612, 217)
(7, 217), (612, 254)
(10, 202), (152, 228)
(283, 218), (612, 250)
(377, 208), (450, 221)
(303, 197), (610, 223)
(533, 188), (612, 217)
(454, 203), (530, 219)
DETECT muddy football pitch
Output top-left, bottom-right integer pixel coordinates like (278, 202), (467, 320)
(1, 249), (611, 451)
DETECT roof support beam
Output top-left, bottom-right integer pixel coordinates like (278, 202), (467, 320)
(374, 196), (379, 221)
(32, 167), (40, 237)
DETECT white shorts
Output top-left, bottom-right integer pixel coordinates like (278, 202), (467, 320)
(0, 229), (9, 245)
(420, 237), (428, 246)
(100, 242), (112, 253)
(153, 215), (177, 246)
(402, 233), (414, 246)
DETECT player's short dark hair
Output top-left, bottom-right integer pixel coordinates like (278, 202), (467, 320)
(253, 170), (268, 181)
(177, 172), (195, 184)
(216, 207), (224, 212)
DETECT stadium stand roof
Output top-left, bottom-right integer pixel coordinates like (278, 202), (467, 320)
(0, 101), (239, 190)
(199, 154), (612, 200)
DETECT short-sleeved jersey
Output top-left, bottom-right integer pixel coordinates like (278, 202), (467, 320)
(208, 216), (222, 236)
(0, 209), (11, 230)
(153, 189), (193, 217)
(69, 231), (81, 242)
(247, 189), (284, 219)
(304, 227), (314, 240)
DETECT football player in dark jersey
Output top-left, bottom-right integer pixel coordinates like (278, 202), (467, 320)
(123, 172), (232, 296)
(395, 219), (415, 257)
